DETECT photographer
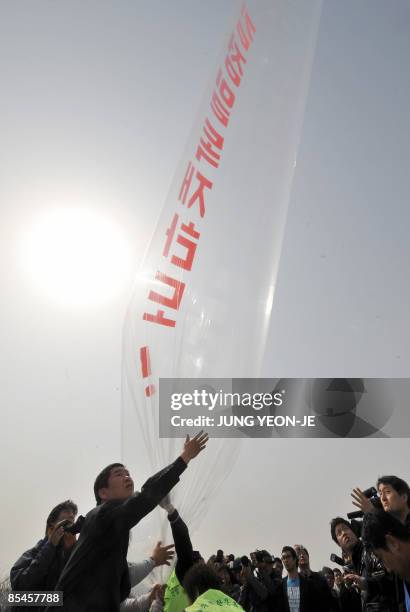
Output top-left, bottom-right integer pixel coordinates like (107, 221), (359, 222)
(10, 500), (79, 605)
(330, 516), (398, 611)
(352, 477), (410, 530)
(352, 476), (410, 610)
(238, 555), (270, 612)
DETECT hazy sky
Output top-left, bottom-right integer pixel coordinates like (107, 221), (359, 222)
(1, 0), (410, 580)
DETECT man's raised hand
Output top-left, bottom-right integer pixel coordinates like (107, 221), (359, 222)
(350, 487), (375, 513)
(180, 431), (208, 465)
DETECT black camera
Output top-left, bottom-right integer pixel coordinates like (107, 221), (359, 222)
(330, 553), (344, 566)
(62, 515), (85, 535)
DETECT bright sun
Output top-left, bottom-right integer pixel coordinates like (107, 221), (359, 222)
(20, 208), (133, 308)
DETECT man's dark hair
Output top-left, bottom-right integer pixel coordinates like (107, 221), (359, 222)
(363, 510), (410, 551)
(94, 463), (124, 505)
(273, 557), (283, 565)
(330, 517), (351, 544)
(183, 563), (221, 604)
(322, 566), (334, 576)
(282, 546), (298, 566)
(377, 475), (410, 507)
(45, 500), (78, 535)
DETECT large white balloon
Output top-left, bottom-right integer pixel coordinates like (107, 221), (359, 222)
(121, 0), (322, 579)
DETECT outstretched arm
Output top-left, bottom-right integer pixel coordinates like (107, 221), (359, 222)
(168, 509), (194, 585)
(105, 433), (208, 531)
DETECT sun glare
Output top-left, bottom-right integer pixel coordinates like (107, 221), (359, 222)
(19, 208), (132, 308)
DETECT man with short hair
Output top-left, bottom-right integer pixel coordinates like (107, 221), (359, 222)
(11, 500), (78, 610)
(293, 545), (335, 612)
(53, 432), (208, 612)
(11, 500), (78, 590)
(280, 546), (315, 612)
(351, 476), (410, 610)
(363, 510), (410, 611)
(330, 516), (398, 611)
(351, 475), (410, 528)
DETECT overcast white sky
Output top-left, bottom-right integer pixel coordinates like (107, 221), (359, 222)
(1, 0), (410, 579)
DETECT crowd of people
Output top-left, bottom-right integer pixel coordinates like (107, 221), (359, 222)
(5, 433), (410, 612)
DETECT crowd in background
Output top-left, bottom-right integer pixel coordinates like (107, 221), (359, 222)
(3, 434), (410, 612)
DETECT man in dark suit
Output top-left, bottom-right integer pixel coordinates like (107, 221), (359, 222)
(279, 546), (315, 612)
(52, 432), (208, 612)
(294, 545), (337, 612)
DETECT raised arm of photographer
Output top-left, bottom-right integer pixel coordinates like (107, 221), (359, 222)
(350, 488), (376, 513)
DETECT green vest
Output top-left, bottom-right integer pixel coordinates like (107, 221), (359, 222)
(164, 569), (190, 612)
(186, 589), (244, 612)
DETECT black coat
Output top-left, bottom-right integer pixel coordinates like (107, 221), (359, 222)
(10, 538), (72, 612)
(51, 457), (187, 612)
(279, 574), (316, 612)
(351, 540), (398, 610)
(303, 571), (338, 612)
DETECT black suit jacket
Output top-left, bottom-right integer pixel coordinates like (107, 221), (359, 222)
(280, 574), (315, 612)
(51, 457), (186, 612)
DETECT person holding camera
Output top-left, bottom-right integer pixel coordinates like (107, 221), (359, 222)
(351, 476), (410, 610)
(237, 551), (283, 612)
(10, 500), (79, 610)
(330, 516), (398, 611)
(352, 477), (410, 531)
